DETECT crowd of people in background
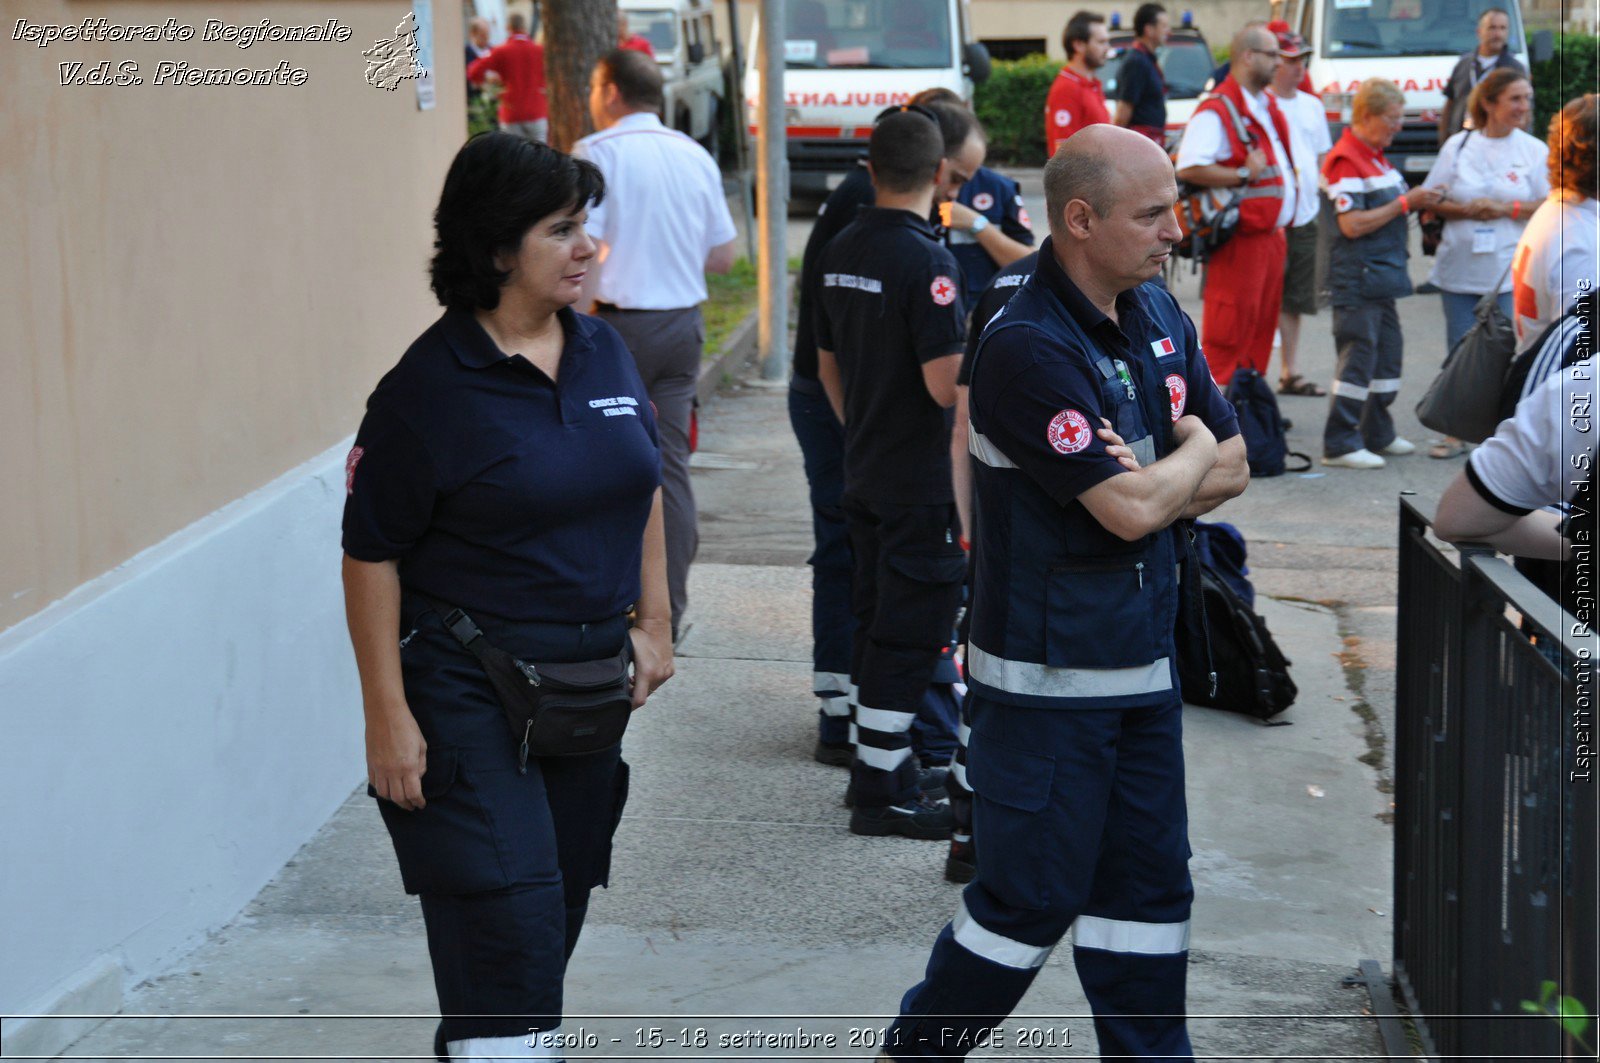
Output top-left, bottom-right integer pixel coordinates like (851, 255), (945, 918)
(345, 11), (1594, 1061)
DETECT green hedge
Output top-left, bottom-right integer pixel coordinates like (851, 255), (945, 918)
(973, 35), (1597, 165)
(1532, 34), (1597, 139)
(974, 54), (1059, 166)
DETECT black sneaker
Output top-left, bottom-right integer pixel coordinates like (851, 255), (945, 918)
(814, 739), (853, 767)
(844, 765), (948, 807)
(945, 836), (977, 883)
(850, 795), (955, 839)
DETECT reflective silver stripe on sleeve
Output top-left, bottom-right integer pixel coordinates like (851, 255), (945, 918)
(854, 742), (914, 771)
(856, 704), (916, 733)
(1331, 379), (1370, 401)
(969, 427), (1019, 469)
(1072, 915), (1191, 955)
(1368, 377), (1402, 394)
(953, 898), (1057, 969)
(967, 643), (1172, 698)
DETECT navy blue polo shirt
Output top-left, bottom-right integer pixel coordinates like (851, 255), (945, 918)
(959, 250), (1038, 385)
(814, 207), (967, 505)
(793, 164), (876, 382)
(342, 307), (661, 626)
(949, 167), (1036, 307)
(1117, 43), (1168, 132)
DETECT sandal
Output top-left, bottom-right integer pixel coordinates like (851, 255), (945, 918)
(1278, 374), (1327, 397)
(1429, 440), (1468, 459)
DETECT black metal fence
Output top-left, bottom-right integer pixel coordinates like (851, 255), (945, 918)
(1395, 497), (1597, 1061)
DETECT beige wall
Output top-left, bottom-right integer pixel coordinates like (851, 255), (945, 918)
(1, 2), (466, 631)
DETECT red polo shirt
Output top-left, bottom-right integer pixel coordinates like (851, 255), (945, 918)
(467, 34), (547, 123)
(1045, 67), (1111, 157)
(620, 34), (655, 57)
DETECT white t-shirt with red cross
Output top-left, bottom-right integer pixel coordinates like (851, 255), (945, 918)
(1511, 191), (1598, 354)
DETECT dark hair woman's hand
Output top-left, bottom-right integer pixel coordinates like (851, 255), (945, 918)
(627, 618), (675, 709)
(367, 702), (429, 811)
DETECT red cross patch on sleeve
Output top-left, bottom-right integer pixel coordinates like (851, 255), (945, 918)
(931, 276), (957, 306)
(345, 445), (365, 496)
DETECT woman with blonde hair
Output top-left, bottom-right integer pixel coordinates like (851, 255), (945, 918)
(1317, 78), (1444, 469)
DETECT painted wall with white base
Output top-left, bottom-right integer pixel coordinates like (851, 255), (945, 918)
(0, 441), (364, 1057)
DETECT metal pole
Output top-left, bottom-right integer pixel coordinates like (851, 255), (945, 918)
(725, 0), (757, 263)
(757, 0), (788, 381)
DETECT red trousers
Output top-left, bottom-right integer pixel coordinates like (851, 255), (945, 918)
(1201, 227), (1287, 386)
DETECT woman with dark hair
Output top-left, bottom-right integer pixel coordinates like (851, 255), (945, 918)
(341, 132), (673, 1062)
(1511, 94), (1598, 356)
(1419, 68), (1547, 458)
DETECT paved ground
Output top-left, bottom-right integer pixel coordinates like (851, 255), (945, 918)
(51, 172), (1472, 1062)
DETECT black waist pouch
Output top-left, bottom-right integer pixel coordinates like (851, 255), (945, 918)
(421, 596), (632, 770)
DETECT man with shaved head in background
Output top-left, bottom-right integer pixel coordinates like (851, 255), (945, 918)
(1176, 22), (1294, 387)
(880, 125), (1248, 1063)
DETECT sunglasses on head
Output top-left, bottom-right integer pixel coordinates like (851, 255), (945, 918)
(872, 103), (940, 126)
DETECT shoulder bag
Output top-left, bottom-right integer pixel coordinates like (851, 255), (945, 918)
(1414, 258), (1517, 443)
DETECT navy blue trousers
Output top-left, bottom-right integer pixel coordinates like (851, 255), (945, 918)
(843, 496), (966, 806)
(376, 600), (631, 1046)
(888, 695), (1194, 1061)
(788, 378), (856, 745)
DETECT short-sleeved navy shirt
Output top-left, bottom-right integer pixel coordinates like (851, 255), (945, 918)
(972, 246), (1238, 509)
(342, 307), (661, 626)
(949, 167), (1036, 307)
(1117, 44), (1168, 132)
(959, 250), (1039, 385)
(793, 164), (876, 382)
(814, 207), (967, 504)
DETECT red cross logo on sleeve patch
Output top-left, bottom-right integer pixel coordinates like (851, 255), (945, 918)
(1165, 374), (1187, 421)
(1047, 409), (1093, 454)
(931, 276), (957, 305)
(345, 445), (365, 495)
(973, 192), (995, 211)
(1054, 108), (1072, 127)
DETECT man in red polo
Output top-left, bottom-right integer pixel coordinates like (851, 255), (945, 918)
(467, 12), (548, 142)
(1045, 11), (1112, 157)
(1175, 23), (1295, 385)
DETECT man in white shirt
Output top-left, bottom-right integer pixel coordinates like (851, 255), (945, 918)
(576, 49), (739, 638)
(1175, 23), (1296, 385)
(1268, 29), (1332, 396)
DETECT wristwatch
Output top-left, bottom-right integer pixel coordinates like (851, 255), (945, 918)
(968, 214), (990, 235)
(1235, 166), (1252, 185)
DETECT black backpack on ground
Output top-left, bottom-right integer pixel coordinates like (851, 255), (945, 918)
(1222, 369), (1311, 478)
(1177, 521), (1297, 721)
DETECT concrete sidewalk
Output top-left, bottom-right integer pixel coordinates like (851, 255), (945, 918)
(54, 373), (1394, 1062)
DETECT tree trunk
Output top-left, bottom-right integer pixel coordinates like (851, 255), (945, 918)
(543, 0), (617, 151)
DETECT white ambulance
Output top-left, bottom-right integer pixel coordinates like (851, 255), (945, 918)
(743, 0), (991, 196)
(1286, 0), (1548, 178)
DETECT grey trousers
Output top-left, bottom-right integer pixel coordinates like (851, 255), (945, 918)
(593, 305), (703, 634)
(1324, 299), (1403, 458)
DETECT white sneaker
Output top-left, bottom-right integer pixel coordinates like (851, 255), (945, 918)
(1379, 437), (1416, 456)
(1323, 448), (1386, 469)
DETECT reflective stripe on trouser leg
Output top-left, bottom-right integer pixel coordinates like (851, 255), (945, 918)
(949, 706), (973, 844)
(448, 1029), (567, 1060)
(1358, 302), (1404, 451)
(1071, 696), (1194, 1062)
(854, 701), (916, 772)
(888, 696), (1193, 1062)
(1324, 299), (1393, 458)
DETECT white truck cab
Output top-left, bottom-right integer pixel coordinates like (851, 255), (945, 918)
(1288, 0), (1548, 178)
(744, 0), (991, 196)
(621, 0), (725, 153)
